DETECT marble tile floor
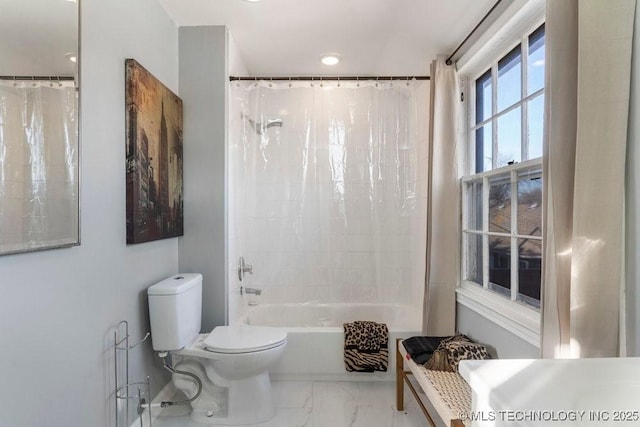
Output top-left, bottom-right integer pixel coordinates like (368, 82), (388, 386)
(153, 380), (428, 427)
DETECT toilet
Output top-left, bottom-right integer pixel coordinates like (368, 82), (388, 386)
(147, 274), (287, 425)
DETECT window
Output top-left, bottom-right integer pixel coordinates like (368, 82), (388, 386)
(473, 25), (545, 173)
(462, 24), (544, 310)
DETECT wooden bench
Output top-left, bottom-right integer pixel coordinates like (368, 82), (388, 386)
(395, 338), (470, 427)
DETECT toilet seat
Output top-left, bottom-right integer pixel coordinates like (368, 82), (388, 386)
(202, 325), (287, 354)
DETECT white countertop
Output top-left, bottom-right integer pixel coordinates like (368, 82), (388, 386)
(458, 357), (640, 426)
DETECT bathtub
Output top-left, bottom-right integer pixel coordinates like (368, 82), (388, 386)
(236, 303), (422, 381)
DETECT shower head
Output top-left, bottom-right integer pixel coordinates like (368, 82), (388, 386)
(243, 114), (283, 135)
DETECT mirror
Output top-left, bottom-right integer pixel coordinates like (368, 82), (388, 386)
(0, 0), (79, 255)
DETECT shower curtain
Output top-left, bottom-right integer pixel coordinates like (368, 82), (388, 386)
(0, 80), (78, 253)
(230, 79), (429, 307)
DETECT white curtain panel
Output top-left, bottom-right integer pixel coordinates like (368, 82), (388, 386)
(542, 0), (636, 358)
(422, 56), (463, 336)
(0, 81), (78, 253)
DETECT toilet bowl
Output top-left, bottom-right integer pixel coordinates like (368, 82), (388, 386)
(172, 326), (287, 424)
(147, 274), (287, 425)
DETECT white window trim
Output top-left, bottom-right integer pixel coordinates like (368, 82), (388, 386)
(456, 0), (545, 77)
(456, 1), (545, 347)
(457, 283), (540, 347)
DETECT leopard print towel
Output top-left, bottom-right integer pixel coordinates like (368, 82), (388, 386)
(343, 321), (388, 372)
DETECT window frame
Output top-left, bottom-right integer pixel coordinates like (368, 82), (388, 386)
(457, 21), (545, 348)
(460, 159), (543, 302)
(470, 24), (545, 173)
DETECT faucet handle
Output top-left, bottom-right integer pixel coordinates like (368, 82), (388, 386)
(238, 256), (253, 281)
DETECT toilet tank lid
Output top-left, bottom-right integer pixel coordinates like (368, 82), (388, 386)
(147, 273), (202, 296)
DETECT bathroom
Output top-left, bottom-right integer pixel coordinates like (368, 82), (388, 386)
(1, 0), (640, 426)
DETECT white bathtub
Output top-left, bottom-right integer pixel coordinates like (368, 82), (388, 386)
(236, 303), (422, 381)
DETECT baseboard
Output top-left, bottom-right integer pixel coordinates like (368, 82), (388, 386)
(128, 381), (179, 427)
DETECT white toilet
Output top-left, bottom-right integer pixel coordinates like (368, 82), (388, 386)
(147, 274), (287, 425)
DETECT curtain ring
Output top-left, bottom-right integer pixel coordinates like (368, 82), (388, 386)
(375, 76), (379, 88)
(289, 76), (292, 88)
(311, 76), (314, 87)
(337, 76), (340, 88)
(320, 76), (323, 88)
(356, 76), (359, 88)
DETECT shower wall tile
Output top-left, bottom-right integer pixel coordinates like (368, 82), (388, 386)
(263, 285), (331, 304)
(232, 83), (428, 307)
(302, 271), (330, 287)
(246, 238), (273, 253)
(346, 235), (374, 252)
(331, 285), (378, 303)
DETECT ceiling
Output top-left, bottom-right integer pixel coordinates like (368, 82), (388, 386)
(159, 0), (496, 77)
(0, 0), (496, 78)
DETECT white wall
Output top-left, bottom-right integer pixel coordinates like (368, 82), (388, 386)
(178, 26), (229, 330)
(0, 0), (179, 425)
(457, 305), (540, 358)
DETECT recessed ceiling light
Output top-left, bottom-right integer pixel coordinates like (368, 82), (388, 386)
(321, 54), (341, 66)
(66, 53), (77, 63)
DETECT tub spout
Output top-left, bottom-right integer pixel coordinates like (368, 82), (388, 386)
(241, 287), (262, 296)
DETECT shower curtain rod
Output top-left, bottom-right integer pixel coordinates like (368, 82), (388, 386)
(0, 75), (74, 81)
(445, 0), (504, 65)
(230, 75), (430, 81)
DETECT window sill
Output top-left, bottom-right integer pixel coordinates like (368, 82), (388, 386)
(456, 282), (541, 348)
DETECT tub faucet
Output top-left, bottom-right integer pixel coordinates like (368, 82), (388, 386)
(241, 287), (262, 296)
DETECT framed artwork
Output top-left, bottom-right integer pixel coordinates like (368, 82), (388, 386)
(125, 59), (183, 244)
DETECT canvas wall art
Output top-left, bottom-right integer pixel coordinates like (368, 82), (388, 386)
(125, 59), (183, 244)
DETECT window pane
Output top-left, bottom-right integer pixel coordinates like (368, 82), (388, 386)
(497, 106), (522, 167)
(489, 235), (511, 295)
(517, 237), (541, 307)
(527, 95), (544, 160)
(489, 175), (511, 233)
(475, 123), (492, 173)
(466, 181), (483, 231)
(464, 232), (483, 285)
(475, 70), (492, 124)
(528, 25), (545, 95)
(497, 45), (522, 112)
(517, 169), (542, 237)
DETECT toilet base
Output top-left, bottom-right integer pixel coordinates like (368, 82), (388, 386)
(186, 371), (276, 425)
(170, 332), (286, 425)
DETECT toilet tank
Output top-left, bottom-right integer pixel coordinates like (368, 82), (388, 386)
(148, 273), (202, 352)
